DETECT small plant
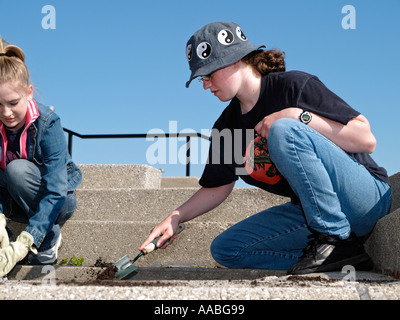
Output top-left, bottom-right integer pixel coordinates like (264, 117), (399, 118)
(70, 256), (85, 266)
(58, 256), (85, 266)
(58, 257), (69, 265)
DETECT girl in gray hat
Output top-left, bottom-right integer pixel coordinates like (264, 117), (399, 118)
(141, 21), (391, 274)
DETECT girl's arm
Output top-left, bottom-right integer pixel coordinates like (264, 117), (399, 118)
(255, 107), (376, 154)
(139, 182), (235, 250)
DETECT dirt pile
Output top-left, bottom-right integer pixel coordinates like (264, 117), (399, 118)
(93, 258), (118, 280)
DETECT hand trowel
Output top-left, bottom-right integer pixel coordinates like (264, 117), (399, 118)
(113, 224), (185, 280)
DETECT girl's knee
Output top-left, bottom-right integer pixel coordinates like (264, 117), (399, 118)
(5, 160), (30, 185)
(268, 118), (297, 146)
(269, 118), (298, 136)
(4, 160), (42, 197)
(268, 118), (298, 163)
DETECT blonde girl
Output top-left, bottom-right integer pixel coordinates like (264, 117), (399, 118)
(0, 41), (81, 277)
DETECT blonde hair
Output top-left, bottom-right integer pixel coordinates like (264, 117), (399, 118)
(0, 41), (30, 90)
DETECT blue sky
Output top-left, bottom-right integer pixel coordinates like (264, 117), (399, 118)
(1, 0), (399, 187)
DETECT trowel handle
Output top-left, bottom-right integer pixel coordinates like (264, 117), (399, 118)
(142, 224), (185, 255)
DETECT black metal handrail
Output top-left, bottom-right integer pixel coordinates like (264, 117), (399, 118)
(63, 128), (210, 176)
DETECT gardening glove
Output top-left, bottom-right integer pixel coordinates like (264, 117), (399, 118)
(0, 213), (9, 249)
(0, 231), (37, 277)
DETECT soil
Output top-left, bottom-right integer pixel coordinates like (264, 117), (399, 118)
(92, 257), (118, 280)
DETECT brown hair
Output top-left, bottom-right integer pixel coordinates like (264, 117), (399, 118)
(242, 49), (286, 75)
(0, 41), (30, 90)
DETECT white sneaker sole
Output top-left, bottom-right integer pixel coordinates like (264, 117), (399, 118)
(34, 233), (63, 265)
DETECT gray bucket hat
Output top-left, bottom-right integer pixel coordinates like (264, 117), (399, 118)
(185, 21), (265, 88)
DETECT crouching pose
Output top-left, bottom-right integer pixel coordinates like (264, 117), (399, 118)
(140, 21), (391, 274)
(0, 42), (82, 277)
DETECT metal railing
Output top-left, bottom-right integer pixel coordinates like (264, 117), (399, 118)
(63, 128), (210, 177)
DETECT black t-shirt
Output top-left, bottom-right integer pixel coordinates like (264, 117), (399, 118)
(5, 125), (24, 165)
(199, 71), (389, 196)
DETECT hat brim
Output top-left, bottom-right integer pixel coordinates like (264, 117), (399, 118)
(185, 44), (265, 88)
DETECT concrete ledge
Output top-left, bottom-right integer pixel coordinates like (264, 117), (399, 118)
(78, 164), (161, 189)
(365, 208), (400, 273)
(161, 176), (200, 188)
(389, 172), (400, 213)
(8, 265), (286, 281)
(72, 188), (287, 222)
(365, 173), (400, 273)
(3, 275), (400, 300)
(7, 266), (399, 301)
(8, 220), (232, 267)
(8, 265), (396, 282)
(6, 163), (400, 280)
(7, 188), (288, 267)
(52, 221), (230, 267)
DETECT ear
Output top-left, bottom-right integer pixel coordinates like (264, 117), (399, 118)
(27, 85), (33, 101)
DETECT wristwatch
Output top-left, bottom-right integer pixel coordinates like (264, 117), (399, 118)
(300, 110), (312, 125)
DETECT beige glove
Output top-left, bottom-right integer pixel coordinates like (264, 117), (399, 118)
(0, 214), (9, 249)
(0, 231), (37, 277)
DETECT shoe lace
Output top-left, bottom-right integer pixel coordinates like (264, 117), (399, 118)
(302, 233), (346, 262)
(302, 234), (322, 262)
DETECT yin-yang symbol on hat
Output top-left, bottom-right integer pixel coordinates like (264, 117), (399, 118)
(217, 29), (234, 45)
(236, 26), (248, 41)
(196, 42), (212, 59)
(186, 44), (192, 61)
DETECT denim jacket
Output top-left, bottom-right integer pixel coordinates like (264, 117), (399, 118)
(0, 100), (82, 246)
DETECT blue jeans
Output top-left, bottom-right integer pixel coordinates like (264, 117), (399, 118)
(0, 159), (77, 251)
(211, 119), (392, 270)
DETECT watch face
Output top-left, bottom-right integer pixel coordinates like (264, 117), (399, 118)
(301, 111), (311, 123)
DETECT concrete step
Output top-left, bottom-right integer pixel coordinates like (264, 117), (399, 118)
(49, 221), (229, 267)
(9, 207), (397, 269)
(364, 173), (400, 273)
(161, 176), (200, 188)
(78, 164), (161, 189)
(71, 188), (287, 222)
(62, 188), (286, 266)
(9, 265), (395, 283)
(365, 207), (400, 273)
(6, 163), (400, 275)
(7, 267), (400, 300)
(79, 164), (200, 189)
(8, 188), (288, 266)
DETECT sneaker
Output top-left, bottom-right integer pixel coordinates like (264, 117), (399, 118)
(287, 232), (373, 275)
(27, 233), (63, 265)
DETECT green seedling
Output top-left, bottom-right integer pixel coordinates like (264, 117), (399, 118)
(58, 256), (85, 266)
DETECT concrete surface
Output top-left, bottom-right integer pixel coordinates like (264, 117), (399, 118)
(2, 266), (400, 300)
(3, 165), (400, 301)
(78, 164), (161, 189)
(365, 208), (400, 274)
(365, 173), (400, 273)
(9, 187), (288, 266)
(161, 176), (200, 188)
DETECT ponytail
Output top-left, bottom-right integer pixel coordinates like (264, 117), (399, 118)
(243, 49), (286, 75)
(0, 40), (30, 89)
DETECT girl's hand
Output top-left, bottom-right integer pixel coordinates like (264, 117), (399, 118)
(255, 107), (376, 154)
(139, 212), (180, 251)
(254, 108), (301, 138)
